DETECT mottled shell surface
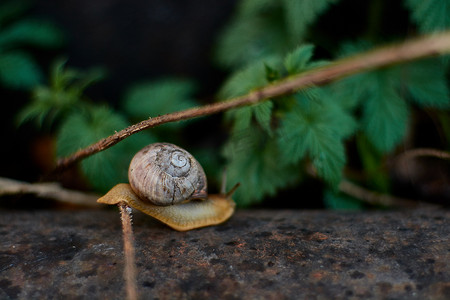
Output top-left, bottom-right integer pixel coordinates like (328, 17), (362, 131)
(128, 143), (207, 206)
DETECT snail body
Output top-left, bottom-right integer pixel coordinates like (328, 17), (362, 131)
(98, 143), (236, 231)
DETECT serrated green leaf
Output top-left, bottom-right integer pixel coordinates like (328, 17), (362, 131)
(0, 51), (42, 89)
(57, 107), (156, 192)
(219, 57), (281, 99)
(328, 73), (367, 110)
(123, 78), (198, 128)
(228, 101), (274, 135)
(224, 129), (300, 206)
(311, 131), (346, 188)
(405, 0), (450, 33)
(284, 44), (315, 74)
(362, 81), (410, 152)
(254, 101), (274, 133)
(282, 0), (338, 42)
(221, 58), (277, 134)
(230, 106), (252, 134)
(277, 91), (354, 187)
(0, 19), (64, 50)
(401, 60), (450, 109)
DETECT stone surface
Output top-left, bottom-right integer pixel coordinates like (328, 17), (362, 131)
(0, 208), (449, 299)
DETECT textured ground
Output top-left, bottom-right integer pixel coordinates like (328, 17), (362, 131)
(0, 208), (449, 299)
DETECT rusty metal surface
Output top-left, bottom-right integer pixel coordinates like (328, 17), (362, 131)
(0, 209), (449, 299)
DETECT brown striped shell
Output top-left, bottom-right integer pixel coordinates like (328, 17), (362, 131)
(128, 143), (207, 206)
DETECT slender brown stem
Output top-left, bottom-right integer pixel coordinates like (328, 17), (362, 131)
(54, 32), (450, 173)
(338, 179), (438, 208)
(0, 176), (99, 206)
(305, 164), (438, 208)
(397, 148), (450, 161)
(119, 203), (138, 300)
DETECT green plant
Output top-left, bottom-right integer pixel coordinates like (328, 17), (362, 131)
(17, 0), (450, 210)
(0, 0), (63, 90)
(215, 0), (450, 207)
(18, 60), (203, 192)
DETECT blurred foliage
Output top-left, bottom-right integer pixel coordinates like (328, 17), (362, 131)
(0, 0), (64, 90)
(122, 78), (199, 136)
(14, 0), (450, 208)
(215, 0), (450, 208)
(214, 0), (339, 69)
(18, 60), (201, 192)
(17, 59), (104, 128)
(57, 106), (155, 192)
(405, 0), (450, 33)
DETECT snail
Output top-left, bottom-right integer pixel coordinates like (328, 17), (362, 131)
(98, 143), (238, 231)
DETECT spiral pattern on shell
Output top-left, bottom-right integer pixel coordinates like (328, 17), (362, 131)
(128, 143), (207, 206)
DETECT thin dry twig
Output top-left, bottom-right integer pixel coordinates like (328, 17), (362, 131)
(396, 148), (450, 161)
(0, 177), (99, 206)
(338, 179), (438, 208)
(304, 165), (438, 208)
(53, 32), (450, 173)
(119, 203), (138, 300)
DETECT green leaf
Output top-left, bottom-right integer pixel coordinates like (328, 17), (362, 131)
(282, 0), (338, 43)
(0, 19), (64, 50)
(229, 106), (252, 134)
(362, 76), (410, 152)
(224, 129), (300, 206)
(219, 57), (281, 99)
(0, 51), (42, 89)
(264, 63), (280, 82)
(335, 69), (411, 153)
(405, 0), (450, 33)
(57, 107), (156, 192)
(277, 91), (354, 187)
(17, 59), (104, 128)
(123, 78), (198, 129)
(214, 12), (288, 69)
(284, 44), (315, 74)
(331, 43), (416, 152)
(401, 60), (450, 109)
(311, 132), (346, 188)
(228, 101), (274, 135)
(220, 59), (278, 135)
(49, 59), (105, 94)
(253, 101), (274, 133)
(356, 134), (390, 192)
(323, 189), (364, 210)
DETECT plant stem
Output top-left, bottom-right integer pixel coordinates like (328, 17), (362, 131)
(0, 176), (99, 206)
(53, 32), (450, 173)
(119, 203), (138, 300)
(396, 148), (450, 161)
(338, 179), (437, 208)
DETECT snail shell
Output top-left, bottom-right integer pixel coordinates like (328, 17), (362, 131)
(98, 143), (237, 231)
(128, 143), (207, 206)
